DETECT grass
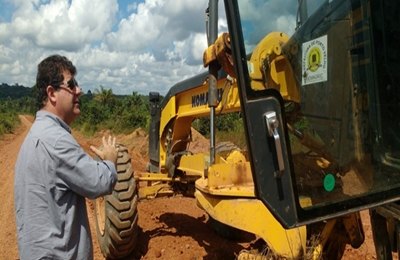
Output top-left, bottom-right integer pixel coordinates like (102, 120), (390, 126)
(0, 112), (19, 137)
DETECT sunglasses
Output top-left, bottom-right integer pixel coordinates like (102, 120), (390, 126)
(62, 78), (79, 90)
(52, 78), (79, 92)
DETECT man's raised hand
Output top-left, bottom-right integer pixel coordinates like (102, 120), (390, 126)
(90, 135), (119, 165)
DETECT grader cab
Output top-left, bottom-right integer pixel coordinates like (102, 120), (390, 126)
(95, 0), (400, 259)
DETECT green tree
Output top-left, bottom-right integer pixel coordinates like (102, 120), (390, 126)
(94, 86), (116, 110)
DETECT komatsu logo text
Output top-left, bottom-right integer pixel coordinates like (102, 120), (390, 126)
(191, 88), (223, 107)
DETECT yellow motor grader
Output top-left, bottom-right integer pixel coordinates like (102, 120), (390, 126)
(94, 0), (400, 259)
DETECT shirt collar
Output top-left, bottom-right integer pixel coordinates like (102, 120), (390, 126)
(36, 110), (72, 133)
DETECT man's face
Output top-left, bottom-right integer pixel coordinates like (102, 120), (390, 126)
(54, 70), (82, 125)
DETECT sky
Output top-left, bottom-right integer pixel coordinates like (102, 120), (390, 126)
(0, 0), (300, 95)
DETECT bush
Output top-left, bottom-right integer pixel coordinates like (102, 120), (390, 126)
(0, 112), (18, 136)
(72, 91), (150, 136)
(193, 112), (243, 135)
(192, 112), (247, 149)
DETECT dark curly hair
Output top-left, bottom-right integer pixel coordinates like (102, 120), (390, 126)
(35, 55), (77, 109)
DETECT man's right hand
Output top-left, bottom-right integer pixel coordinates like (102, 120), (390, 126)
(90, 135), (119, 165)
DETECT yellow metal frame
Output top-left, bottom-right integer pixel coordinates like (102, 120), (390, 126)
(195, 190), (306, 259)
(249, 32), (300, 103)
(158, 76), (241, 172)
(143, 31), (365, 258)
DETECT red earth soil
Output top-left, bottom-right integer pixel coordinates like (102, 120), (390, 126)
(0, 115), (397, 259)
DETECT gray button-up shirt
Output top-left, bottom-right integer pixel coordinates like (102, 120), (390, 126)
(14, 111), (117, 260)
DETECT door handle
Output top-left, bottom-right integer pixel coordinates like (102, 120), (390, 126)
(265, 111), (285, 174)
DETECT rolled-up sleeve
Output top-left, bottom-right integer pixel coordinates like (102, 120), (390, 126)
(53, 133), (117, 199)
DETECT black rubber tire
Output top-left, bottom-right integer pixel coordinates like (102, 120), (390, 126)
(323, 222), (347, 260)
(215, 141), (241, 157)
(94, 145), (139, 259)
(370, 209), (393, 260)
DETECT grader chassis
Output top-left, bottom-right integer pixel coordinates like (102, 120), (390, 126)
(94, 0), (400, 259)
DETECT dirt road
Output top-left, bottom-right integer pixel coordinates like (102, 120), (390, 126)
(0, 115), (32, 258)
(0, 115), (391, 259)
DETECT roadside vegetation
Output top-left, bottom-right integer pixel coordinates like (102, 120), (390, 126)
(0, 110), (18, 136)
(193, 113), (246, 149)
(0, 84), (150, 137)
(0, 96), (35, 136)
(73, 87), (149, 136)
(0, 84), (245, 147)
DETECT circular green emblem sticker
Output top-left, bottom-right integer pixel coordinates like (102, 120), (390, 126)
(323, 174), (335, 192)
(308, 47), (322, 72)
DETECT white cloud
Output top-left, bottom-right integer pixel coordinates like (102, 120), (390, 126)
(164, 32), (207, 65)
(106, 8), (167, 52)
(2, 0), (117, 51)
(0, 0), (298, 95)
(105, 0), (208, 54)
(276, 15), (296, 36)
(126, 2), (138, 13)
(236, 0), (296, 54)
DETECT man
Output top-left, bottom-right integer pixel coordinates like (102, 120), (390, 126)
(14, 54), (118, 259)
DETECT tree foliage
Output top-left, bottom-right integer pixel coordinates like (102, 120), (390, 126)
(0, 83), (245, 148)
(94, 86), (116, 109)
(0, 84), (150, 137)
(192, 112), (243, 136)
(0, 86), (36, 136)
(0, 83), (33, 99)
(73, 90), (149, 135)
(192, 112), (246, 149)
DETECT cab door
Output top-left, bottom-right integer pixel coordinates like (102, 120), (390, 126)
(225, 0), (400, 228)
